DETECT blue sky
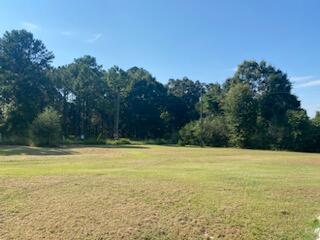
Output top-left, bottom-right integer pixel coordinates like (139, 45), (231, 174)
(1, 0), (319, 116)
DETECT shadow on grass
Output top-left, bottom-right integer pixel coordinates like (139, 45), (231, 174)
(0, 144), (148, 156)
(69, 144), (149, 149)
(0, 145), (77, 156)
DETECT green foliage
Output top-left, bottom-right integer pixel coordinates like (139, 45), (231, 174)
(313, 111), (320, 127)
(223, 83), (257, 148)
(0, 29), (319, 152)
(69, 56), (109, 138)
(310, 112), (320, 152)
(31, 108), (61, 147)
(226, 61), (301, 149)
(0, 135), (30, 146)
(123, 78), (167, 138)
(63, 136), (105, 145)
(285, 110), (312, 151)
(167, 77), (204, 123)
(106, 138), (131, 145)
(202, 83), (223, 116)
(143, 138), (169, 145)
(105, 65), (130, 93)
(179, 121), (198, 145)
(179, 116), (228, 147)
(0, 30), (54, 137)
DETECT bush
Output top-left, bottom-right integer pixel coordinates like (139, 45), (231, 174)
(179, 116), (229, 147)
(179, 121), (198, 145)
(62, 135), (106, 145)
(31, 108), (61, 147)
(106, 138), (131, 145)
(0, 135), (30, 145)
(82, 137), (106, 145)
(143, 138), (168, 145)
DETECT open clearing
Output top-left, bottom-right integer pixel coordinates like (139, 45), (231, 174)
(0, 145), (319, 240)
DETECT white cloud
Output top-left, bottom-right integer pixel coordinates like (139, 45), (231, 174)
(290, 75), (314, 83)
(61, 31), (73, 36)
(296, 79), (320, 88)
(87, 33), (102, 43)
(21, 22), (39, 31)
(291, 75), (320, 88)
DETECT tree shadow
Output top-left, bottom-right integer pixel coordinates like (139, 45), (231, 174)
(0, 144), (149, 156)
(0, 145), (75, 156)
(68, 144), (149, 149)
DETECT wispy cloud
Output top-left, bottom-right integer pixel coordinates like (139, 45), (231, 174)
(87, 33), (102, 43)
(296, 79), (320, 88)
(292, 75), (320, 88)
(21, 21), (39, 31)
(290, 75), (314, 83)
(61, 31), (73, 36)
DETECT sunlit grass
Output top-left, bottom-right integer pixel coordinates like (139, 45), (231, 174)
(0, 145), (319, 239)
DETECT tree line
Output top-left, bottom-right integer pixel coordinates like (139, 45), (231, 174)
(0, 30), (319, 151)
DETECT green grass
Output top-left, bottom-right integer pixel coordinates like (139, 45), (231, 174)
(0, 145), (319, 239)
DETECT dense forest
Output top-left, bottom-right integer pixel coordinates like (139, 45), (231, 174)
(0, 30), (319, 152)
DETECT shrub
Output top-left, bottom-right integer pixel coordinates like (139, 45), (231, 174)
(82, 137), (106, 145)
(62, 135), (106, 145)
(179, 121), (198, 145)
(106, 138), (131, 145)
(0, 135), (30, 145)
(31, 108), (61, 147)
(179, 116), (229, 147)
(143, 138), (168, 145)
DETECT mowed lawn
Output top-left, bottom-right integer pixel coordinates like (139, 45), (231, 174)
(0, 145), (319, 240)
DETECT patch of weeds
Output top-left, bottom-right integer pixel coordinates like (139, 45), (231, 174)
(312, 218), (320, 229)
(301, 217), (320, 240)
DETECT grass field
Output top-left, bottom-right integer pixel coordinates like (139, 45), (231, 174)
(0, 145), (319, 240)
